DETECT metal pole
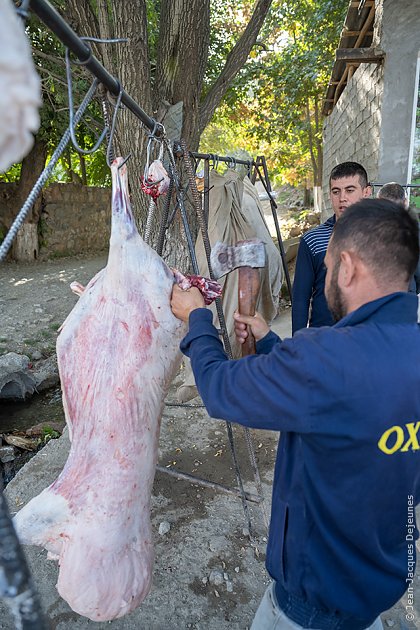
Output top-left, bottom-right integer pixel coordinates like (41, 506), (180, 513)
(191, 152), (252, 167)
(156, 466), (262, 504)
(254, 157), (293, 301)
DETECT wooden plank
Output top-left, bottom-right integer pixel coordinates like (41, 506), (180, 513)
(354, 5), (375, 47)
(336, 47), (385, 63)
(342, 30), (373, 37)
(350, 0), (374, 6)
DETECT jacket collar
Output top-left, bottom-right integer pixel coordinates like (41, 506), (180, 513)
(334, 292), (419, 328)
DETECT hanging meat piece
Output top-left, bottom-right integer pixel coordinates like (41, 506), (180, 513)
(0, 0), (41, 172)
(13, 158), (186, 621)
(141, 159), (170, 199)
(172, 268), (222, 305)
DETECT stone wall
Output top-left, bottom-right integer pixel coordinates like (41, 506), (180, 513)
(0, 182), (111, 259)
(39, 184), (111, 259)
(322, 62), (384, 217)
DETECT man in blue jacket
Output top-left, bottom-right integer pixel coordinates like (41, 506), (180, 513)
(292, 162), (371, 334)
(171, 199), (420, 630)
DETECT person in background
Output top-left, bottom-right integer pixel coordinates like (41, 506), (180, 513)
(170, 198), (420, 630)
(292, 161), (371, 334)
(377, 182), (409, 209)
(377, 182), (420, 292)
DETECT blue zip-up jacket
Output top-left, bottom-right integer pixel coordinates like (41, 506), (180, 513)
(292, 216), (335, 334)
(180, 292), (420, 630)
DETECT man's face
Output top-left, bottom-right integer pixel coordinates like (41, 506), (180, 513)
(330, 175), (370, 219)
(324, 247), (347, 322)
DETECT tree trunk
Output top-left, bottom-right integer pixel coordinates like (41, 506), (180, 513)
(11, 138), (48, 261)
(155, 0), (210, 150)
(63, 0), (273, 265)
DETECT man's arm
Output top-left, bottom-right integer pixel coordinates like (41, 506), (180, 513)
(292, 238), (315, 334)
(180, 308), (311, 433)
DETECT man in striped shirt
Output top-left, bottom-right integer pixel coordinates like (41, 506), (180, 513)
(292, 162), (371, 334)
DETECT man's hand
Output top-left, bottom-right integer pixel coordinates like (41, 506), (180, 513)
(171, 284), (205, 322)
(233, 311), (270, 344)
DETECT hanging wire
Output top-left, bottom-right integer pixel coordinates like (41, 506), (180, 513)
(65, 48), (108, 155)
(0, 79), (101, 262)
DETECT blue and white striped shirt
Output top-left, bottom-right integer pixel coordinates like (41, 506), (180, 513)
(292, 216), (336, 334)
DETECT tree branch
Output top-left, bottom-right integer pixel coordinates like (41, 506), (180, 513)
(199, 0), (273, 133)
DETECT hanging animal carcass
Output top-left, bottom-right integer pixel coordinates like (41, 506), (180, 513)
(13, 158), (186, 621)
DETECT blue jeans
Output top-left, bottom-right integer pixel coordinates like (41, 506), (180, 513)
(250, 582), (384, 630)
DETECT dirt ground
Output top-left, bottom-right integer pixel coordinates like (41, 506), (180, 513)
(0, 253), (278, 629)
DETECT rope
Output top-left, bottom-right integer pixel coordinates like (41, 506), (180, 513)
(0, 79), (101, 263)
(143, 198), (156, 245)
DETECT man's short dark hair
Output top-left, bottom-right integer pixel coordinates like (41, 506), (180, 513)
(329, 162), (369, 189)
(330, 198), (419, 284)
(377, 182), (407, 208)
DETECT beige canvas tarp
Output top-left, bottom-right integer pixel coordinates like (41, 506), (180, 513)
(177, 168), (283, 402)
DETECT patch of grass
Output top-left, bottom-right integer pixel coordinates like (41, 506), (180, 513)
(41, 426), (60, 442)
(23, 337), (40, 345)
(49, 322), (61, 331)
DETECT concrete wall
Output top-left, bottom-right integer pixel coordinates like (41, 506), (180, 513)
(377, 0), (420, 184)
(322, 0), (420, 216)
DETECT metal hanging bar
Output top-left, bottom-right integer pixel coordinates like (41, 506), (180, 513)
(189, 151), (253, 168)
(29, 0), (162, 136)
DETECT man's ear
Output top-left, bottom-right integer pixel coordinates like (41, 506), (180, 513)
(338, 250), (357, 288)
(363, 185), (372, 199)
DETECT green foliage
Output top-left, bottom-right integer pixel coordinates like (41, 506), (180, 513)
(203, 0), (347, 186)
(41, 425), (61, 443)
(1, 0), (347, 192)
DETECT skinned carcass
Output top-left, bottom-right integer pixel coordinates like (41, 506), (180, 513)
(13, 158), (186, 621)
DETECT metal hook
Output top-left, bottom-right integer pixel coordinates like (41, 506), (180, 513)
(106, 83), (124, 167)
(143, 121), (164, 185)
(118, 154), (132, 170)
(73, 36), (129, 66)
(65, 48), (108, 155)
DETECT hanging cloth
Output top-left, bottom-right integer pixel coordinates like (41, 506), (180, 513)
(177, 168), (282, 403)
